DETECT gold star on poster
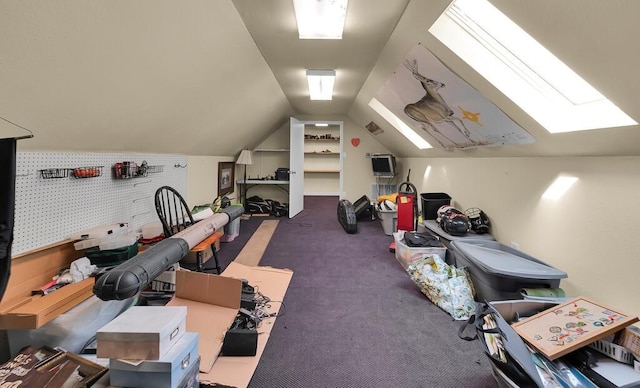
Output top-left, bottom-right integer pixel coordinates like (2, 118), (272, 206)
(459, 106), (482, 126)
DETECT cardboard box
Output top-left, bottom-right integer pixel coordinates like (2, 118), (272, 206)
(167, 262), (293, 388)
(615, 325), (640, 359)
(110, 332), (199, 388)
(0, 277), (95, 330)
(96, 306), (187, 360)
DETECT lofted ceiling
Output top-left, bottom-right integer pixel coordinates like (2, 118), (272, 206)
(1, 0), (639, 158)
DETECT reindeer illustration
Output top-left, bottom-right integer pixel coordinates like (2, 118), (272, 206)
(403, 59), (481, 149)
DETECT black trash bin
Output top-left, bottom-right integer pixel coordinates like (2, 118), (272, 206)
(420, 193), (451, 220)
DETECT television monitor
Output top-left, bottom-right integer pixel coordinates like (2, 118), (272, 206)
(371, 154), (396, 178)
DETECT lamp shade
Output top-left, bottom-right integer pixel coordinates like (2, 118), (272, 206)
(236, 149), (253, 165)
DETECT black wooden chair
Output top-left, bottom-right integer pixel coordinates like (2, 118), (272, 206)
(154, 185), (222, 273)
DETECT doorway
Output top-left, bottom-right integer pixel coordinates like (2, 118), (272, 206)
(289, 118), (344, 217)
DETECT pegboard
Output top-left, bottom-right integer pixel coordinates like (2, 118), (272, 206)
(13, 152), (188, 255)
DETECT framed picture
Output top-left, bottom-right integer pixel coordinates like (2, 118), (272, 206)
(512, 296), (639, 360)
(218, 162), (235, 197)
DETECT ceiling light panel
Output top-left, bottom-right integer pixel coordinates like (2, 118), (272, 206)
(306, 70), (336, 100)
(429, 0), (637, 133)
(293, 0), (348, 39)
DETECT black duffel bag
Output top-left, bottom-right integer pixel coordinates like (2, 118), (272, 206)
(403, 232), (441, 247)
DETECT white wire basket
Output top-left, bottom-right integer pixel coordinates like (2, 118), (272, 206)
(588, 339), (635, 364)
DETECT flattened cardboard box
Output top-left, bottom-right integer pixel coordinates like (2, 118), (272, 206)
(167, 263), (292, 388)
(166, 269), (243, 373)
(202, 262), (293, 388)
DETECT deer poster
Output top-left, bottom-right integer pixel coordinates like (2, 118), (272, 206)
(375, 44), (534, 150)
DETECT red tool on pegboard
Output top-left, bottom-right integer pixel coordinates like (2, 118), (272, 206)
(396, 169), (418, 232)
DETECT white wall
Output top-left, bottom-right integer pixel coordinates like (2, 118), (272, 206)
(186, 155), (236, 206)
(401, 156), (640, 318)
(342, 117), (395, 201)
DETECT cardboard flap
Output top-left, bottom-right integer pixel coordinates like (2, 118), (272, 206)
(175, 271), (241, 309)
(168, 270), (243, 373)
(168, 298), (237, 372)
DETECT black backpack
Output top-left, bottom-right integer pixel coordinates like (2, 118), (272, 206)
(403, 232), (441, 247)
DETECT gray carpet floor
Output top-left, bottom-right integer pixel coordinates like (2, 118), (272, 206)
(222, 196), (499, 388)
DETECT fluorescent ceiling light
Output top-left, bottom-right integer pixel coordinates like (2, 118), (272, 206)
(368, 98), (432, 149)
(429, 0), (637, 133)
(315, 123), (329, 127)
(306, 70), (335, 100)
(542, 176), (578, 200)
(293, 0), (348, 39)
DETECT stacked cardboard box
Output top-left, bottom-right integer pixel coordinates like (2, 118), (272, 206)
(615, 325), (640, 359)
(96, 306), (200, 388)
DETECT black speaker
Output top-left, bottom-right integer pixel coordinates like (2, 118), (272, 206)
(353, 195), (372, 219)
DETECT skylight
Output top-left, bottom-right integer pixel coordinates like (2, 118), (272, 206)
(429, 0), (637, 133)
(368, 98), (432, 149)
(293, 0), (348, 39)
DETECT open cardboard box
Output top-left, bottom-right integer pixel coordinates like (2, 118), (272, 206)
(167, 262), (293, 388)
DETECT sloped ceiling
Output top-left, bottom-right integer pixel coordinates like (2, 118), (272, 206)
(2, 0), (639, 158)
(0, 0), (293, 155)
(349, 0), (640, 157)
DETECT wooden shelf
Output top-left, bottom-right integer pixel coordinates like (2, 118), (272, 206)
(304, 138), (339, 142)
(254, 148), (289, 152)
(304, 152), (339, 155)
(304, 170), (340, 173)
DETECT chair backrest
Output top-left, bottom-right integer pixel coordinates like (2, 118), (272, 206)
(154, 186), (195, 237)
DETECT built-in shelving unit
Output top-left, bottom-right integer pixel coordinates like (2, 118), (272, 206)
(303, 125), (342, 195)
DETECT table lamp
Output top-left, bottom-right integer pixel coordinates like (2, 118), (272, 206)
(236, 149), (253, 208)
